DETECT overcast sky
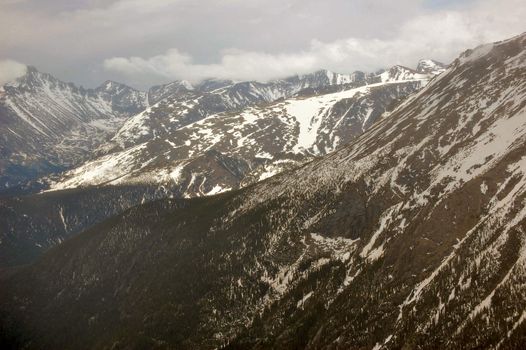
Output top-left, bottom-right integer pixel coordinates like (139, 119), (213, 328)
(0, 0), (524, 89)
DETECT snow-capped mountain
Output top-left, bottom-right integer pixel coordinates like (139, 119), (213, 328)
(96, 69), (374, 153)
(0, 62), (441, 267)
(0, 62), (441, 192)
(379, 64), (429, 82)
(416, 58), (448, 74)
(0, 67), (148, 189)
(378, 60), (447, 83)
(50, 65), (440, 196)
(1, 33), (524, 349)
(147, 80), (195, 105)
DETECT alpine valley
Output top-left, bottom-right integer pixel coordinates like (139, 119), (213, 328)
(1, 31), (526, 350)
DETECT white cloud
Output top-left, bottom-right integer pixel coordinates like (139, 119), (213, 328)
(103, 0), (526, 83)
(0, 60), (27, 85)
(104, 48), (318, 82)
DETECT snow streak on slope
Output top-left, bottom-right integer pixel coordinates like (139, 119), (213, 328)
(225, 33), (526, 349)
(96, 69), (367, 153)
(0, 67), (148, 188)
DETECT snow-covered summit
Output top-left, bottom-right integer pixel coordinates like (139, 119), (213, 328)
(0, 66), (148, 188)
(379, 65), (430, 83)
(416, 59), (447, 74)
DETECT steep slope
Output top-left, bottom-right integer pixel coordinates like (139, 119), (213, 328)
(0, 67), (148, 189)
(51, 67), (437, 196)
(1, 34), (524, 349)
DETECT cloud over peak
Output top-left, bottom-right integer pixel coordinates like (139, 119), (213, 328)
(103, 1), (526, 84)
(0, 60), (27, 86)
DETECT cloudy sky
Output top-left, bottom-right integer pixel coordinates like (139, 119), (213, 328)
(0, 0), (524, 89)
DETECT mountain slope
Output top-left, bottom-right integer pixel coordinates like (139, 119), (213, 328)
(0, 64), (440, 268)
(0, 184), (171, 267)
(1, 34), (524, 349)
(96, 69), (372, 153)
(0, 67), (148, 189)
(50, 67), (437, 196)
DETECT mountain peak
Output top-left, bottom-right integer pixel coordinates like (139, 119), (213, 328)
(96, 80), (141, 94)
(4, 65), (58, 89)
(416, 59), (447, 74)
(379, 65), (420, 83)
(147, 80), (195, 105)
(196, 78), (235, 91)
(99, 80), (118, 89)
(292, 69), (365, 86)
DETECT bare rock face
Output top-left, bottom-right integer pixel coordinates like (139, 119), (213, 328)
(1, 33), (525, 349)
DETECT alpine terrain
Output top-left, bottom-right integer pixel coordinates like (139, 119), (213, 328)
(50, 62), (443, 196)
(0, 61), (443, 267)
(1, 31), (525, 350)
(0, 67), (148, 190)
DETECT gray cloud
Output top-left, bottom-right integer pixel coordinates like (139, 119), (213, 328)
(0, 0), (524, 88)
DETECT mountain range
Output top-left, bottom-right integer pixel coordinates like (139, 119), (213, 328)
(49, 70), (434, 196)
(0, 67), (148, 189)
(0, 59), (446, 267)
(0, 31), (525, 349)
(0, 60), (445, 193)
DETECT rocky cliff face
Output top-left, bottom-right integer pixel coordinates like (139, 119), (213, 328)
(1, 34), (524, 349)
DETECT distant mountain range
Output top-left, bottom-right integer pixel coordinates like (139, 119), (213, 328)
(0, 67), (147, 189)
(0, 60), (445, 192)
(0, 33), (524, 349)
(49, 61), (444, 195)
(0, 59), (446, 267)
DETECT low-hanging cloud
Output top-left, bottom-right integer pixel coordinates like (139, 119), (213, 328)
(103, 0), (526, 83)
(0, 60), (27, 85)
